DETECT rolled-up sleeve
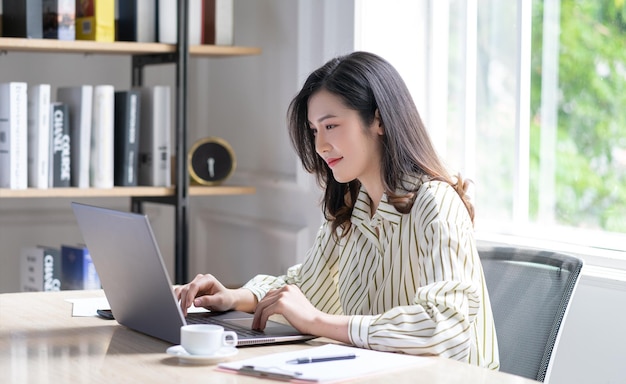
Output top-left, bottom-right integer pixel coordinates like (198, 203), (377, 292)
(242, 264), (303, 303)
(348, 280), (478, 359)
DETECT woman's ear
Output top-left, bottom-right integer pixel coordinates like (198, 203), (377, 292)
(374, 109), (384, 136)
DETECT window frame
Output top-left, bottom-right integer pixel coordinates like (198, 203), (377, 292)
(355, 0), (626, 271)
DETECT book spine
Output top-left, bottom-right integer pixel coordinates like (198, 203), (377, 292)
(0, 82), (28, 190)
(137, 87), (154, 185)
(3, 0), (43, 38)
(20, 246), (61, 292)
(57, 85), (93, 188)
(76, 0), (114, 42)
(61, 245), (100, 290)
(138, 86), (171, 186)
(157, 0), (177, 43)
(215, 0), (233, 45)
(43, 247), (62, 291)
(91, 85), (115, 188)
(50, 103), (71, 187)
(202, 0), (216, 44)
(20, 247), (42, 292)
(83, 250), (101, 290)
(27, 84), (51, 189)
(189, 0), (202, 45)
(118, 0), (156, 42)
(158, 0), (201, 44)
(42, 0), (76, 40)
(117, 0), (137, 41)
(114, 90), (141, 186)
(155, 86), (172, 187)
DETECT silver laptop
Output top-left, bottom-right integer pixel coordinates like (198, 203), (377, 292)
(71, 202), (315, 346)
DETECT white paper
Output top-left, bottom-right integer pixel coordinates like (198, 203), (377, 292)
(218, 344), (433, 383)
(66, 297), (110, 317)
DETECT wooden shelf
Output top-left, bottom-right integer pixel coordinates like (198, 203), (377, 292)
(0, 185), (255, 198)
(0, 37), (261, 57)
(190, 185), (256, 196)
(190, 44), (261, 57)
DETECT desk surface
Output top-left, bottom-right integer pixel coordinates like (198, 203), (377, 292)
(0, 290), (536, 384)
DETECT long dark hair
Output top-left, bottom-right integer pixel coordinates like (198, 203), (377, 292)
(288, 51), (473, 235)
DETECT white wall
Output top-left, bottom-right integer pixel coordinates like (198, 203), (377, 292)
(184, 0), (354, 287)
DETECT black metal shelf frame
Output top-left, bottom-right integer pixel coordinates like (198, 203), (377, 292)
(130, 0), (190, 285)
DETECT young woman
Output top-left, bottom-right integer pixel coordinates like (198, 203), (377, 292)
(176, 51), (500, 369)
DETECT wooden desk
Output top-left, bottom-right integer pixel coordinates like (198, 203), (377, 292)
(0, 290), (536, 384)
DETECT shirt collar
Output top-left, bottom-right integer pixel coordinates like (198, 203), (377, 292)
(351, 175), (428, 227)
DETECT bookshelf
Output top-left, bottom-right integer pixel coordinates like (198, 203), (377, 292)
(0, 6), (261, 285)
(0, 37), (261, 56)
(0, 185), (256, 198)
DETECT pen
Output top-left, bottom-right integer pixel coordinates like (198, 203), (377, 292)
(238, 365), (302, 381)
(286, 353), (357, 364)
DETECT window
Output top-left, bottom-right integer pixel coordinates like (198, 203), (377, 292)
(356, 0), (626, 264)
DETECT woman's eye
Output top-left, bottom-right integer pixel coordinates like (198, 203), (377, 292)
(310, 128), (318, 136)
(326, 124), (336, 130)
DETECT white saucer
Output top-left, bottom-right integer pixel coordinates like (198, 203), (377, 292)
(166, 345), (238, 365)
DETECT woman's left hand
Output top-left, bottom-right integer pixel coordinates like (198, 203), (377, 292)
(251, 284), (322, 335)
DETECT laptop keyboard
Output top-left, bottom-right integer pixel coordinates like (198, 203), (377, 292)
(185, 314), (266, 338)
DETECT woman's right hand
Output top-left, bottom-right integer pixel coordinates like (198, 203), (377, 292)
(174, 273), (257, 316)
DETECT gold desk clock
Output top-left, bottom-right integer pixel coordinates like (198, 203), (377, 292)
(188, 137), (236, 185)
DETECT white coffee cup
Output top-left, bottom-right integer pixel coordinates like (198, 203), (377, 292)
(180, 324), (238, 355)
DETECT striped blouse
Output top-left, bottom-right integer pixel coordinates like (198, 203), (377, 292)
(243, 178), (500, 369)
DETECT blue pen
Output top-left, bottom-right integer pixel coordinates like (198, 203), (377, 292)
(286, 353), (357, 364)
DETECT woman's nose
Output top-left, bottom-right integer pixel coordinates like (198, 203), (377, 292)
(315, 130), (330, 153)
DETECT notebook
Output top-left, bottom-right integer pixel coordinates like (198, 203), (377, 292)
(71, 202), (315, 346)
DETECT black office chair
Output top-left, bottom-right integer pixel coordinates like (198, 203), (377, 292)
(477, 241), (583, 382)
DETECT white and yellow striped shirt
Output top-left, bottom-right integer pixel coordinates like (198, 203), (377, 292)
(243, 179), (500, 369)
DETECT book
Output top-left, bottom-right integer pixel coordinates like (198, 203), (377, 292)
(76, 0), (115, 42)
(0, 82), (29, 190)
(49, 102), (71, 187)
(202, 0), (233, 45)
(57, 85), (93, 188)
(27, 84), (51, 189)
(90, 85), (115, 188)
(138, 86), (171, 187)
(20, 245), (62, 292)
(61, 244), (100, 290)
(2, 0), (43, 38)
(114, 90), (141, 186)
(42, 0), (76, 40)
(117, 0), (156, 42)
(158, 0), (202, 45)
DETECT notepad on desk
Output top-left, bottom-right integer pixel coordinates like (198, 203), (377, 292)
(217, 344), (434, 383)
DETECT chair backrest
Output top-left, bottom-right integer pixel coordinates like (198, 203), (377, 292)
(477, 241), (583, 382)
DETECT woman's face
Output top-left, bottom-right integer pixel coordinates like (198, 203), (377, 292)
(307, 89), (383, 188)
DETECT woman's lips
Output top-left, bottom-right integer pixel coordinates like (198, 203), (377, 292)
(326, 157), (342, 167)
